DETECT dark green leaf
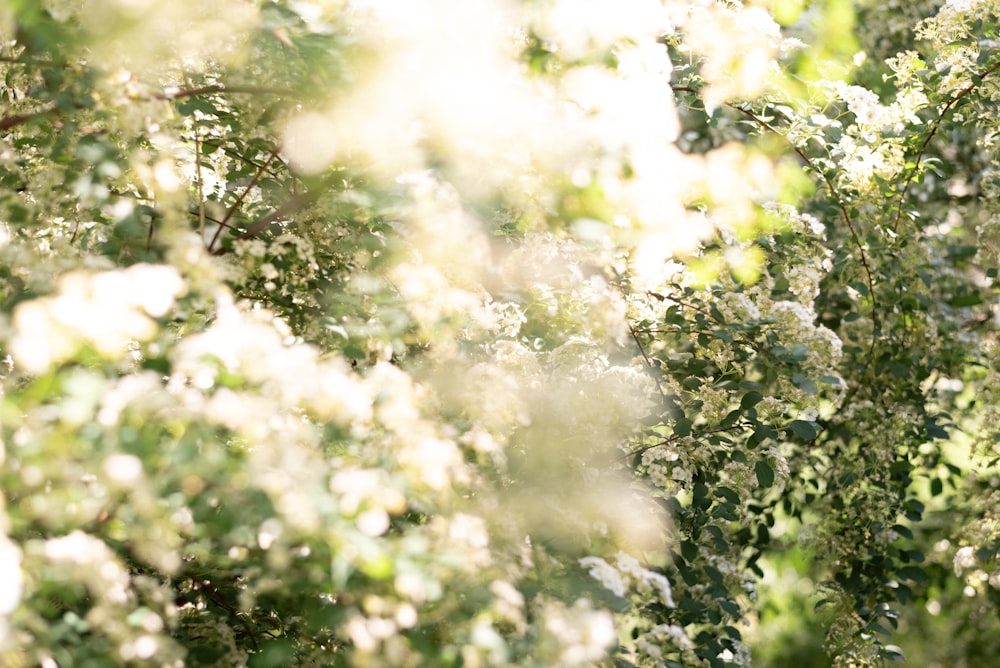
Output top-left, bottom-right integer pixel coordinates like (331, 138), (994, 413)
(741, 391), (763, 409)
(755, 460), (774, 488)
(789, 420), (818, 440)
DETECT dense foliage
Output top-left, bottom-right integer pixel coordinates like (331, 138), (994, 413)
(3, 0), (1000, 666)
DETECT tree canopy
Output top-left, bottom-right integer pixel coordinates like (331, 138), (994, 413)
(3, 0), (1000, 666)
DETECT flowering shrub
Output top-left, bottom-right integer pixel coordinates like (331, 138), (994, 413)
(3, 0), (1000, 666)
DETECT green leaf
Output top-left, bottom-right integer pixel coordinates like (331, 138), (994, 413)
(791, 373), (817, 393)
(755, 460), (774, 488)
(883, 645), (906, 663)
(949, 293), (982, 307)
(740, 391), (763, 409)
(703, 565), (724, 584)
(715, 487), (741, 504)
(713, 503), (739, 521)
(249, 639), (296, 668)
(896, 566), (927, 583)
(789, 420), (818, 440)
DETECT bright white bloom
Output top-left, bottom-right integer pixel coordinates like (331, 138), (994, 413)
(579, 556), (628, 597)
(955, 545), (978, 574)
(579, 552), (675, 607)
(10, 264), (185, 374)
(541, 598), (617, 665)
(0, 536), (22, 642)
(636, 623), (693, 660)
(43, 532), (132, 605)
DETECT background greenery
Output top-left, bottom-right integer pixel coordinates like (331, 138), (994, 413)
(3, 0), (1000, 666)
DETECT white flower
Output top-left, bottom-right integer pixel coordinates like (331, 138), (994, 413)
(955, 546), (977, 574)
(541, 598), (616, 664)
(10, 265), (184, 374)
(0, 537), (22, 617)
(579, 556), (628, 597)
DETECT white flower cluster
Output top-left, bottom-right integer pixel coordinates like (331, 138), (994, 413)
(579, 552), (675, 607)
(29, 531), (183, 664)
(0, 535), (22, 647)
(640, 440), (685, 491)
(828, 79), (928, 193)
(635, 623), (693, 661)
(917, 0), (999, 54)
(171, 296), (373, 431)
(836, 135), (906, 191)
(885, 51), (926, 87)
(537, 598), (617, 666)
(679, 1), (788, 109)
(330, 468), (407, 537)
(9, 264), (185, 374)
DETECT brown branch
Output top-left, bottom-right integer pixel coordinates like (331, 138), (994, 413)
(729, 103), (882, 375)
(727, 104), (877, 323)
(892, 57), (1000, 232)
(194, 577), (260, 652)
(648, 290), (714, 319)
(673, 85), (882, 377)
(0, 105), (57, 132)
(672, 87), (876, 312)
(195, 132), (206, 242)
(226, 174), (340, 247)
(198, 139), (286, 178)
(630, 322), (668, 402)
(145, 213), (156, 252)
(207, 147), (280, 253)
(156, 84), (294, 101)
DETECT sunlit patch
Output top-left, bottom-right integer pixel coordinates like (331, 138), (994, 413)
(282, 111), (340, 175)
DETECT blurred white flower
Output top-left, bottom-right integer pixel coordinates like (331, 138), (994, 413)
(10, 265), (184, 374)
(0, 537), (22, 619)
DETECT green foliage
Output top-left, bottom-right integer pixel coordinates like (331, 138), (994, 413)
(3, 1), (1000, 667)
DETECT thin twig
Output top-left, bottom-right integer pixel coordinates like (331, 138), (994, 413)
(195, 130), (206, 243)
(195, 577), (260, 652)
(156, 84), (293, 101)
(224, 173), (341, 249)
(145, 213), (155, 252)
(726, 104), (877, 325)
(0, 105), (57, 132)
(207, 147), (279, 252)
(621, 424), (748, 462)
(892, 57), (1000, 232)
(630, 322), (667, 402)
(198, 139), (286, 178)
(672, 85), (882, 376)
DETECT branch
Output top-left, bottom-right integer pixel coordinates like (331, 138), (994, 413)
(672, 86), (881, 377)
(210, 174), (340, 254)
(207, 147), (280, 253)
(235, 183), (329, 241)
(726, 104), (878, 327)
(621, 424), (748, 462)
(892, 57), (1000, 232)
(156, 84), (294, 101)
(193, 576), (260, 652)
(0, 105), (57, 132)
(197, 139), (286, 178)
(630, 322), (668, 402)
